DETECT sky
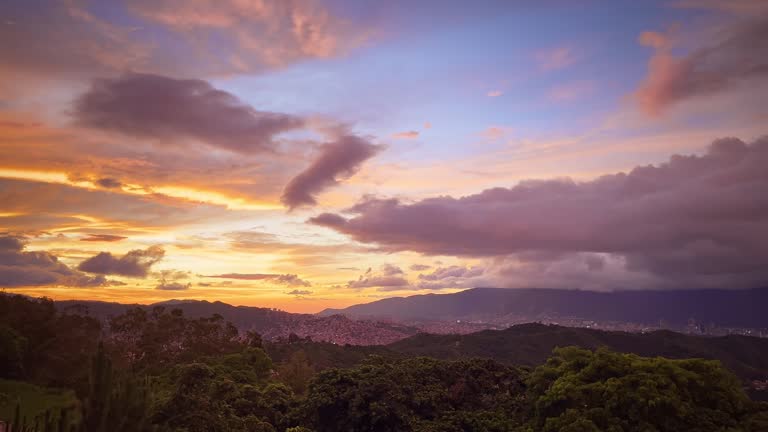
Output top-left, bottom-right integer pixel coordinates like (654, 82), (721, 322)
(1, 0), (767, 313)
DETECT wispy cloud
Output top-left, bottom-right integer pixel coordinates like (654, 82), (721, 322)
(392, 130), (419, 139)
(536, 46), (576, 71)
(206, 273), (311, 287)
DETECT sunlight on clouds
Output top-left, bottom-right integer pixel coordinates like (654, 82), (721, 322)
(0, 168), (281, 211)
(149, 186), (282, 210)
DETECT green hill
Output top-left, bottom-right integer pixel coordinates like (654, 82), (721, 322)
(387, 323), (768, 382)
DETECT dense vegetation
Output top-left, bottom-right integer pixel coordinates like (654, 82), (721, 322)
(2, 294), (767, 431)
(388, 324), (768, 382)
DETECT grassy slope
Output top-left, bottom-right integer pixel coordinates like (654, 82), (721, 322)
(0, 379), (79, 425)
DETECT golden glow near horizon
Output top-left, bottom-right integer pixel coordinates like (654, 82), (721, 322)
(2, 0), (766, 312)
(0, 168), (282, 210)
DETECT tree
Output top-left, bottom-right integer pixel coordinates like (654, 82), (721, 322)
(108, 307), (242, 373)
(300, 357), (525, 432)
(277, 351), (314, 396)
(525, 346), (756, 432)
(0, 324), (27, 378)
(79, 342), (153, 432)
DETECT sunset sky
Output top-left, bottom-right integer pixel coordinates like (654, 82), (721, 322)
(1, 0), (767, 312)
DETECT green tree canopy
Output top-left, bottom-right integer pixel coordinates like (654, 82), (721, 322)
(526, 346), (757, 432)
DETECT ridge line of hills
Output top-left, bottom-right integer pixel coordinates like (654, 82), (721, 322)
(55, 297), (420, 345)
(14, 292), (768, 397)
(319, 286), (768, 329)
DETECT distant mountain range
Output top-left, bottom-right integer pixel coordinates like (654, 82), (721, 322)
(319, 287), (768, 328)
(55, 299), (418, 345)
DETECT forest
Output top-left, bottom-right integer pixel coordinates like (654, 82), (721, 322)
(2, 293), (767, 432)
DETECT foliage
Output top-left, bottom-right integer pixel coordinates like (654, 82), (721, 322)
(0, 325), (27, 379)
(265, 340), (397, 371)
(79, 342), (153, 432)
(0, 379), (78, 428)
(525, 346), (756, 432)
(0, 294), (101, 394)
(299, 356), (526, 432)
(277, 351), (315, 396)
(151, 349), (290, 432)
(3, 294), (768, 432)
(108, 306), (242, 374)
(388, 323), (768, 382)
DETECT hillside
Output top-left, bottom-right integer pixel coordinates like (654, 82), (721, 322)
(387, 323), (768, 383)
(55, 299), (418, 345)
(320, 287), (768, 328)
(259, 322), (768, 390)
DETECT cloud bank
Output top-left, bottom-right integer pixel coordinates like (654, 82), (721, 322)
(0, 235), (108, 287)
(74, 73), (303, 153)
(312, 136), (768, 288)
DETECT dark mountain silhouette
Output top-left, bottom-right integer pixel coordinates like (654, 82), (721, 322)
(55, 299), (417, 345)
(319, 287), (768, 327)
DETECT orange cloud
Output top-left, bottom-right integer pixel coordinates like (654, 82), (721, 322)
(392, 130), (420, 139)
(80, 234), (128, 242)
(634, 17), (768, 116)
(486, 90), (503, 97)
(128, 0), (367, 70)
(480, 126), (512, 140)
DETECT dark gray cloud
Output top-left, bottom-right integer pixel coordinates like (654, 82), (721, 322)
(78, 245), (165, 277)
(418, 265), (483, 281)
(312, 136), (768, 288)
(95, 178), (122, 189)
(73, 73), (303, 153)
(281, 135), (383, 209)
(0, 235), (109, 287)
(347, 266), (410, 290)
(156, 281), (190, 291)
(285, 289), (313, 296)
(414, 265), (486, 290)
(206, 273), (310, 287)
(409, 264), (432, 271)
(381, 264), (405, 276)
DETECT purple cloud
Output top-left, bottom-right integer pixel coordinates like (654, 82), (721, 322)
(0, 235), (109, 287)
(281, 134), (383, 209)
(78, 245), (165, 277)
(635, 16), (768, 115)
(73, 73), (303, 153)
(347, 266), (410, 290)
(312, 136), (768, 288)
(155, 280), (191, 291)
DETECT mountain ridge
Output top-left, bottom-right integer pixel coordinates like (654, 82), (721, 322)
(55, 298), (418, 345)
(319, 286), (768, 328)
